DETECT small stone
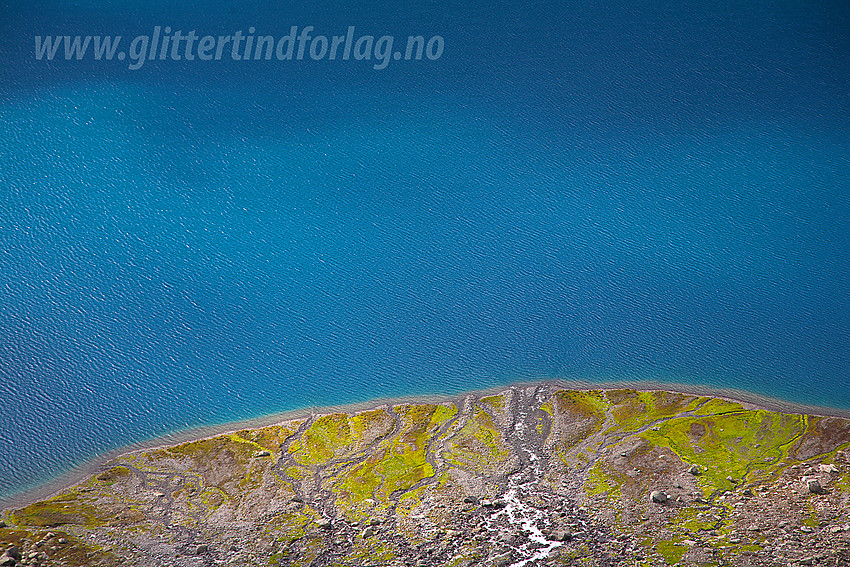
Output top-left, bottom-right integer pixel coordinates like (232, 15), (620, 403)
(726, 476), (735, 483)
(688, 465), (701, 475)
(254, 450), (271, 457)
(0, 520), (5, 528)
(650, 490), (668, 503)
(57, 538), (67, 545)
(370, 518), (381, 526)
(195, 544), (209, 555)
(742, 488), (753, 497)
(362, 527), (375, 538)
(463, 496), (478, 505)
(800, 526), (814, 533)
(316, 519), (332, 529)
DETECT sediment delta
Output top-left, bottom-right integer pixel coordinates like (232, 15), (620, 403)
(2, 385), (850, 566)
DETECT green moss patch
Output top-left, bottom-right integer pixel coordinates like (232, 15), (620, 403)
(11, 493), (112, 528)
(444, 408), (512, 475)
(641, 409), (805, 491)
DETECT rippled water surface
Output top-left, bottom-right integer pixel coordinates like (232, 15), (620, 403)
(1, 1), (848, 502)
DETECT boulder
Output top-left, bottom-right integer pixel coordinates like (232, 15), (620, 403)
(807, 478), (825, 494)
(650, 490), (668, 503)
(0, 555), (15, 567)
(255, 450), (271, 457)
(195, 544), (209, 555)
(688, 465), (701, 475)
(3, 548), (19, 561)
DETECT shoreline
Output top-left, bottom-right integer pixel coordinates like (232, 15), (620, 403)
(3, 377), (849, 512)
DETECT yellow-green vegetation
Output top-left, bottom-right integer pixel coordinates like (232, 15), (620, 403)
(265, 511), (310, 541)
(836, 472), (850, 492)
(656, 539), (688, 564)
(290, 409), (395, 467)
(95, 466), (132, 485)
(375, 404), (453, 498)
(5, 387), (850, 567)
(674, 506), (724, 535)
(336, 450), (384, 509)
(585, 461), (623, 501)
(480, 394), (506, 411)
(606, 390), (704, 433)
(641, 409), (806, 491)
(292, 413), (359, 466)
(11, 491), (111, 528)
(236, 422), (302, 452)
(397, 485), (428, 512)
(329, 403), (455, 516)
(444, 406), (512, 474)
(346, 537), (396, 565)
(692, 398), (744, 416)
(554, 390), (608, 421)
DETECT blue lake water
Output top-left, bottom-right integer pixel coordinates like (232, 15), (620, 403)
(0, 1), (848, 502)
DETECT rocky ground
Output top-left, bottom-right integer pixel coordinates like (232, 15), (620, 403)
(2, 385), (850, 566)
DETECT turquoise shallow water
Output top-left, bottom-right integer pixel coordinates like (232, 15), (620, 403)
(0, 1), (848, 502)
